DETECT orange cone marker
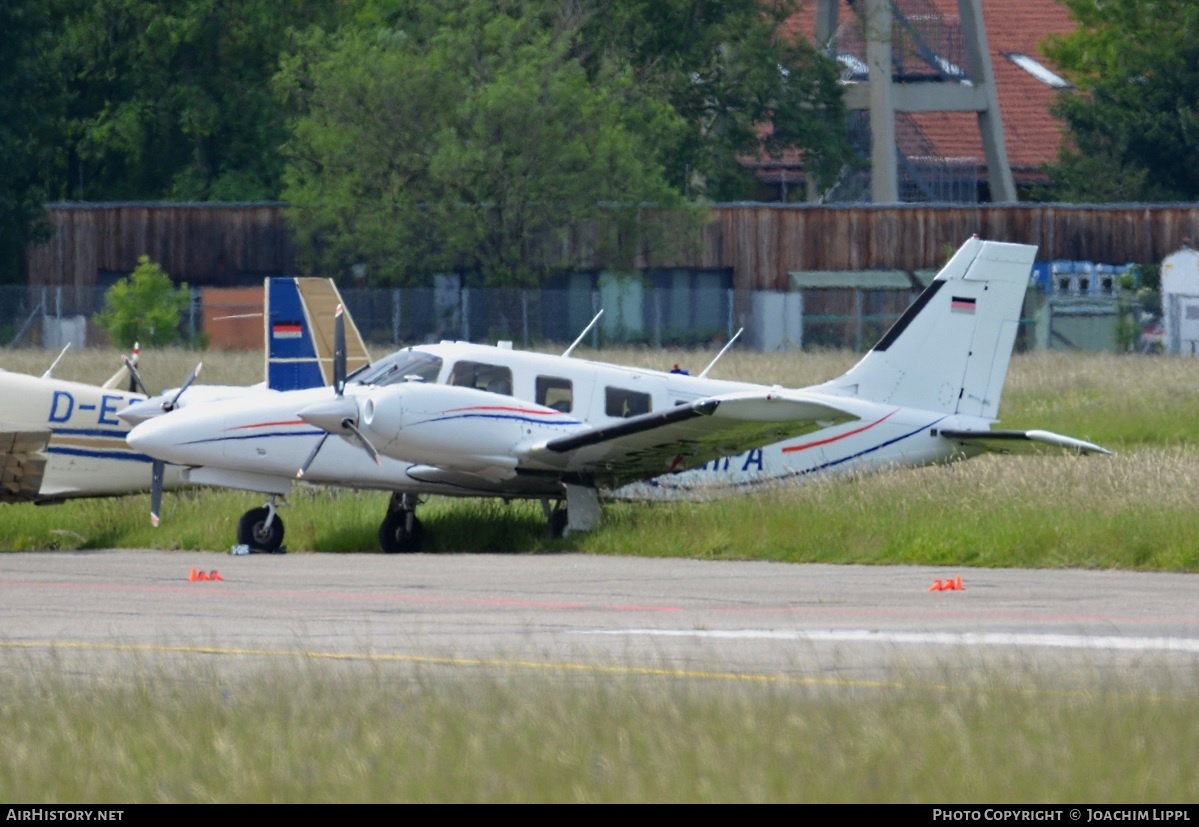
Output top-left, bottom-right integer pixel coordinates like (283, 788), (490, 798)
(209, 570), (223, 581)
(188, 568), (200, 582)
(928, 579), (944, 592)
(953, 576), (964, 591)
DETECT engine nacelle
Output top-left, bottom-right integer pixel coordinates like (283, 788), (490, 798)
(357, 383), (565, 472)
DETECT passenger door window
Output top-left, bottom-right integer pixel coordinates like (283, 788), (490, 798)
(605, 387), (651, 418)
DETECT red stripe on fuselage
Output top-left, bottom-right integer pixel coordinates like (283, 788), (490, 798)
(224, 419), (308, 432)
(781, 409), (899, 454)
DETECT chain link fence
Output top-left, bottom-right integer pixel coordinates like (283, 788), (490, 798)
(6, 283), (1039, 353)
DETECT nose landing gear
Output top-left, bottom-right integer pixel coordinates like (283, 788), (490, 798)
(379, 492), (423, 553)
(237, 495), (286, 552)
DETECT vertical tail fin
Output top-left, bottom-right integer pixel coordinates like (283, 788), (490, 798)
(266, 278), (371, 391)
(817, 237), (1035, 419)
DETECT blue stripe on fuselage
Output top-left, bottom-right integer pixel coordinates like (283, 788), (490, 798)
(797, 415), (946, 476)
(178, 427), (327, 447)
(420, 413), (582, 427)
(47, 446), (155, 463)
(50, 426), (131, 438)
(647, 416), (946, 492)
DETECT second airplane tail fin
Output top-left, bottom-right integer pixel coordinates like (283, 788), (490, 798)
(817, 237), (1035, 419)
(266, 278), (371, 391)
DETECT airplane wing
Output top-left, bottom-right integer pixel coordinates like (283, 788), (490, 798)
(0, 428), (50, 503)
(938, 428), (1113, 456)
(521, 392), (859, 488)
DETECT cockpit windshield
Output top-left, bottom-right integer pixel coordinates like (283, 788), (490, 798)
(353, 350), (444, 387)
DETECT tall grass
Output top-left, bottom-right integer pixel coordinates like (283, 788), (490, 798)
(2, 658), (1196, 803)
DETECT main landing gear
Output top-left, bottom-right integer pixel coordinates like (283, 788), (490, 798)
(378, 492), (423, 554)
(542, 499), (568, 538)
(542, 484), (601, 538)
(237, 495), (285, 552)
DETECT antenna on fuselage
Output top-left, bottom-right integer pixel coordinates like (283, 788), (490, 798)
(41, 343), (70, 378)
(697, 328), (744, 379)
(562, 309), (604, 358)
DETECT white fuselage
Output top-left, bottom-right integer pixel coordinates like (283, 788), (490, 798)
(0, 370), (184, 500)
(126, 342), (987, 501)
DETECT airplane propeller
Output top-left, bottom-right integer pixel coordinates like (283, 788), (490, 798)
(296, 305), (381, 478)
(119, 342), (152, 396)
(148, 362), (202, 527)
(121, 349), (153, 397)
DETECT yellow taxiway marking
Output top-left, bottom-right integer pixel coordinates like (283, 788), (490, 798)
(0, 639), (910, 690)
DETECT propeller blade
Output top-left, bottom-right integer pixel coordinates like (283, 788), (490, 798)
(122, 354), (151, 397)
(344, 420), (382, 467)
(297, 433), (329, 478)
(333, 304), (346, 396)
(150, 459), (164, 527)
(164, 362), (202, 412)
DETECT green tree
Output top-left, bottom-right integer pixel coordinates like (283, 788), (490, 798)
(576, 0), (852, 201)
(279, 1), (692, 286)
(95, 256), (190, 347)
(0, 0), (62, 281)
(1042, 0), (1199, 201)
(51, 0), (348, 201)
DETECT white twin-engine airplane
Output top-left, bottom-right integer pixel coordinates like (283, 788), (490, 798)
(126, 237), (1110, 554)
(0, 277), (367, 507)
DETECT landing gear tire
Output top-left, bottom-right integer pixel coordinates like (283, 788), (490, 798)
(548, 508), (568, 539)
(379, 511), (423, 554)
(237, 507), (285, 552)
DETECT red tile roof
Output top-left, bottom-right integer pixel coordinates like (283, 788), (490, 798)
(780, 0), (1076, 187)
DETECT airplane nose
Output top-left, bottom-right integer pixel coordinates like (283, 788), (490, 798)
(296, 396), (360, 434)
(126, 417), (167, 455)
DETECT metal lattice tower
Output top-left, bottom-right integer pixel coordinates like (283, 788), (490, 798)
(812, 0), (1016, 203)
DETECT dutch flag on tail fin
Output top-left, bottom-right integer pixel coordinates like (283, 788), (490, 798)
(266, 278), (371, 391)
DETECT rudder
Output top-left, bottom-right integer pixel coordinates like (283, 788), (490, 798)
(816, 237), (1035, 418)
(265, 278), (371, 391)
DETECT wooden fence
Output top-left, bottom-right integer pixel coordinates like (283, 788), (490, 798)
(26, 202), (1199, 292)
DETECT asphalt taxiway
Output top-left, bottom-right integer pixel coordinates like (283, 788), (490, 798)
(3, 550), (1198, 689)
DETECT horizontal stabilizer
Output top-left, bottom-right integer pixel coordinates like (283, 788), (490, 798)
(938, 429), (1112, 456)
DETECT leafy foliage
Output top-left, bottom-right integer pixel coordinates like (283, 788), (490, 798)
(576, 0), (852, 201)
(4, 1), (852, 286)
(1043, 0), (1199, 201)
(0, 0), (61, 281)
(51, 0), (348, 201)
(94, 256), (191, 347)
(279, 1), (695, 286)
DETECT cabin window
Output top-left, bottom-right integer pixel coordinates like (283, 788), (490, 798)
(536, 376), (573, 412)
(605, 387), (651, 418)
(449, 361), (513, 396)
